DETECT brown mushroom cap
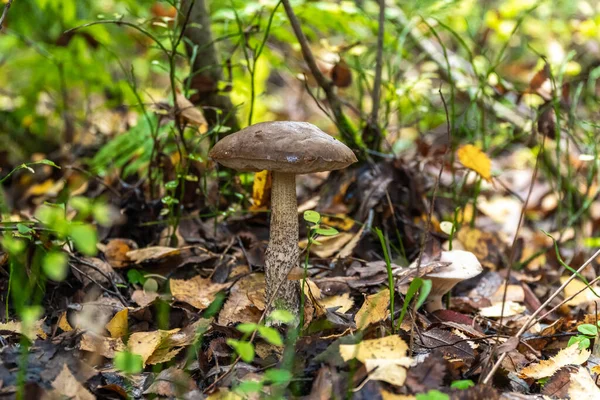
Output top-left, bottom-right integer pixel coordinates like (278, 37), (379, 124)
(208, 121), (357, 174)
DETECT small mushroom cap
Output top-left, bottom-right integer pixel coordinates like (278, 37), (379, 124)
(208, 121), (357, 174)
(425, 250), (483, 297)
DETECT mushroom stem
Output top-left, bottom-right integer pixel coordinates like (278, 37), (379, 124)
(265, 171), (300, 319)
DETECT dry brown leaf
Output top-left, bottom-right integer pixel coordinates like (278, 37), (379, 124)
(72, 257), (116, 286)
(102, 238), (138, 268)
(105, 308), (128, 338)
(0, 319), (47, 341)
(218, 274), (265, 326)
(320, 293), (354, 313)
(51, 364), (95, 400)
(128, 329), (180, 366)
(131, 290), (159, 307)
(490, 284), (525, 303)
(568, 366), (600, 399)
(355, 290), (390, 330)
(127, 246), (180, 264)
(519, 344), (590, 379)
(80, 333), (126, 358)
(479, 301), (526, 317)
(335, 223), (366, 260)
(144, 367), (197, 397)
(170, 275), (231, 310)
(339, 335), (412, 387)
(561, 276), (600, 306)
(300, 233), (354, 258)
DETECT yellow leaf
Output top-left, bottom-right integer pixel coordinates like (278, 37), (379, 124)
(339, 336), (412, 387)
(320, 293), (354, 313)
(57, 312), (73, 332)
(381, 391), (416, 400)
(80, 333), (126, 358)
(250, 170), (271, 210)
(519, 344), (590, 379)
(128, 329), (180, 366)
(561, 276), (600, 306)
(457, 144), (492, 181)
(105, 308), (128, 338)
(479, 301), (525, 317)
(355, 290), (390, 330)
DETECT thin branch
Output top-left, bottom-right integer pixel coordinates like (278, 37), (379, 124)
(370, 0), (385, 123)
(0, 0), (14, 32)
(281, 0), (361, 152)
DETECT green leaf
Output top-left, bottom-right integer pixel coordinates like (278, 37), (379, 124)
(203, 292), (226, 318)
(34, 159), (60, 168)
(92, 203), (112, 227)
(577, 324), (598, 336)
(114, 351), (143, 374)
(234, 380), (263, 395)
(415, 279), (433, 309)
(127, 269), (144, 285)
(42, 251), (69, 281)
(314, 227), (339, 236)
(70, 196), (91, 215)
(303, 210), (321, 224)
(415, 390), (450, 400)
(143, 278), (158, 293)
(227, 339), (255, 362)
(579, 337), (591, 349)
(268, 309), (295, 324)
(70, 224), (98, 256)
(450, 379), (475, 390)
(397, 277), (425, 330)
(165, 180), (179, 190)
(258, 326), (283, 346)
(264, 368), (292, 384)
(237, 323), (259, 334)
(16, 223), (34, 235)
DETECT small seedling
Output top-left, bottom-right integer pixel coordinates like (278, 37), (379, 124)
(568, 322), (600, 349)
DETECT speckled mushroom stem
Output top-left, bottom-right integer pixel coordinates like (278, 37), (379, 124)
(265, 171), (300, 319)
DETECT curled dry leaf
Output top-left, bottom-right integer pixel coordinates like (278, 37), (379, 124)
(80, 332), (126, 358)
(170, 275), (231, 310)
(339, 335), (412, 387)
(102, 238), (138, 268)
(479, 301), (526, 318)
(51, 364), (95, 400)
(71, 256), (117, 286)
(518, 344), (590, 379)
(355, 289), (390, 330)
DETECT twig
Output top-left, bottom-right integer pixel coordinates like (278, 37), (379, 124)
(482, 247), (600, 384)
(70, 255), (128, 307)
(0, 0), (14, 32)
(369, 0), (385, 124)
(281, 0), (361, 152)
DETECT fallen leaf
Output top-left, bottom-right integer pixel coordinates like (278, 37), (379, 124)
(0, 319), (47, 341)
(250, 170), (271, 210)
(144, 367), (197, 397)
(128, 329), (180, 366)
(131, 289), (159, 307)
(457, 144), (491, 181)
(102, 238), (138, 268)
(51, 364), (95, 400)
(300, 232), (354, 258)
(519, 344), (590, 379)
(127, 246), (180, 264)
(170, 275), (231, 310)
(355, 290), (390, 330)
(57, 312), (73, 332)
(80, 333), (126, 358)
(561, 276), (600, 306)
(479, 301), (526, 317)
(105, 308), (128, 338)
(218, 274), (265, 326)
(380, 391), (415, 400)
(320, 293), (354, 313)
(71, 256), (117, 286)
(339, 335), (412, 386)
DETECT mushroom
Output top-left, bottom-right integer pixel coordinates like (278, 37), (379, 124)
(209, 121), (357, 319)
(424, 250), (483, 312)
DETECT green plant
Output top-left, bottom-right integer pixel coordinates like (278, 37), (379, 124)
(416, 390), (450, 400)
(568, 323), (600, 350)
(451, 379), (475, 390)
